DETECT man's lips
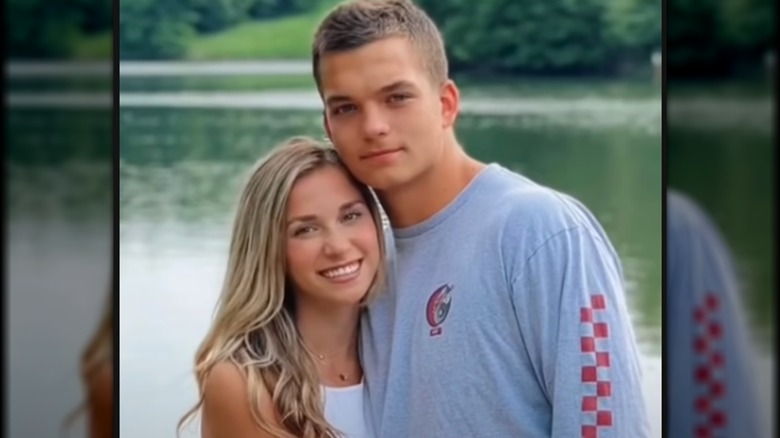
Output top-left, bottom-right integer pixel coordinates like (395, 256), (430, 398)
(361, 148), (403, 160)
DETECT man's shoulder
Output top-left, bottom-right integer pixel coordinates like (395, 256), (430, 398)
(667, 189), (717, 237)
(484, 165), (597, 233)
(666, 189), (734, 274)
(478, 165), (614, 264)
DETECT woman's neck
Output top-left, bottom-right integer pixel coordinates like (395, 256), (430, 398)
(295, 301), (362, 387)
(295, 301), (360, 362)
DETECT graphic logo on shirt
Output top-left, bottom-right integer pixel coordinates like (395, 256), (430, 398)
(426, 284), (453, 336)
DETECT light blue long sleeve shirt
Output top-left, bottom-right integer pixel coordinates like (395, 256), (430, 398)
(360, 164), (651, 437)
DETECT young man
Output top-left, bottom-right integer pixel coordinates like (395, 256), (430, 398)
(312, 0), (652, 436)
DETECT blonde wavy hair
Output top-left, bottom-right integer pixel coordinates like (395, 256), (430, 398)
(82, 293), (112, 376)
(177, 136), (387, 437)
(62, 282), (113, 436)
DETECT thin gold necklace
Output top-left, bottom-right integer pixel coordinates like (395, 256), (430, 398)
(315, 354), (350, 382)
(302, 341), (354, 382)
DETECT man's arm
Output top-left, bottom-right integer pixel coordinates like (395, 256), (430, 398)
(667, 191), (766, 438)
(511, 226), (651, 438)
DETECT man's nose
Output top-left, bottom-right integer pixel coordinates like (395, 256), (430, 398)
(362, 106), (390, 140)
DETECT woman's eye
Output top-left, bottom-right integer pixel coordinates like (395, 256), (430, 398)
(293, 225), (316, 236)
(343, 211), (363, 222)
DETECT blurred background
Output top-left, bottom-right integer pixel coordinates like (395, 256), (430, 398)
(5, 0), (112, 436)
(666, 0), (775, 435)
(116, 0), (663, 437)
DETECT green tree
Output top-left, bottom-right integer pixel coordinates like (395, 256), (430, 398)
(191, 0), (254, 33)
(6, 0), (109, 58)
(604, 0), (661, 59)
(667, 0), (773, 76)
(717, 0), (774, 72)
(417, 0), (615, 75)
(72, 0), (113, 33)
(249, 0), (321, 19)
(120, 0), (197, 59)
(667, 0), (730, 76)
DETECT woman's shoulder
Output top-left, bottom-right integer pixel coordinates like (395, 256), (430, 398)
(81, 335), (111, 379)
(203, 360), (274, 409)
(202, 361), (281, 438)
(204, 361), (250, 393)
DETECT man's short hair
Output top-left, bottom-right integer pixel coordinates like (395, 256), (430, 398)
(312, 0), (448, 91)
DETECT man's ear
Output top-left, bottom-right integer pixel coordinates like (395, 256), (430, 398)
(440, 79), (460, 129)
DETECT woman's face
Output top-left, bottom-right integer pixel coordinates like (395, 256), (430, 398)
(285, 165), (380, 307)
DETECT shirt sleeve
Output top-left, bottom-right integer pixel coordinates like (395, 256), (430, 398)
(510, 226), (651, 438)
(666, 191), (767, 438)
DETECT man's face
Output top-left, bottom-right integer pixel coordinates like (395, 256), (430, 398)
(319, 37), (458, 191)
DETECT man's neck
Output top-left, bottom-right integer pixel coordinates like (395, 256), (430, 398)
(295, 300), (360, 361)
(378, 138), (485, 229)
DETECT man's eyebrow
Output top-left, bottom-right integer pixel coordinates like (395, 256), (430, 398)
(324, 81), (417, 106)
(325, 95), (352, 107)
(379, 80), (417, 93)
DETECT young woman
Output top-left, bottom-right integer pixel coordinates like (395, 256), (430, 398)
(178, 136), (387, 438)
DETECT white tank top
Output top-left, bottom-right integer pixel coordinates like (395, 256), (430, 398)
(322, 382), (373, 438)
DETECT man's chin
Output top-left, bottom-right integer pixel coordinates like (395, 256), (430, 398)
(352, 168), (403, 190)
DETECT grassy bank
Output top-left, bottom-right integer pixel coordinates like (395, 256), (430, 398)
(119, 75), (316, 92)
(187, 14), (318, 60)
(79, 13), (317, 61)
(76, 0), (336, 61)
(66, 31), (112, 60)
(188, 0), (340, 59)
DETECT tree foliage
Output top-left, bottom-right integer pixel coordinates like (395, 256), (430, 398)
(8, 0), (771, 78)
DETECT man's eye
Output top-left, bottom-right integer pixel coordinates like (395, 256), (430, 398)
(388, 94), (411, 103)
(333, 104), (356, 115)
